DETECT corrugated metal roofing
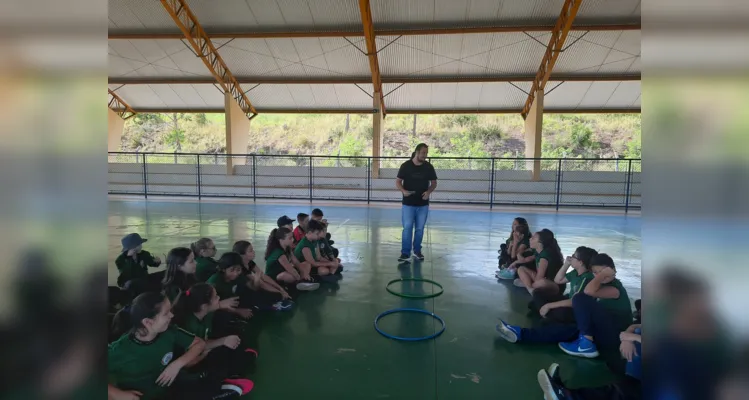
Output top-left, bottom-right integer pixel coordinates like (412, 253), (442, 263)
(108, 0), (641, 113)
(109, 39), (212, 78)
(109, 84), (225, 109)
(109, 0), (362, 33)
(377, 33), (549, 77)
(371, 0), (640, 30)
(544, 81), (640, 110)
(219, 38), (371, 78)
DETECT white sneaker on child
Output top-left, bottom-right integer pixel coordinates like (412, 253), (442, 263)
(513, 278), (526, 288)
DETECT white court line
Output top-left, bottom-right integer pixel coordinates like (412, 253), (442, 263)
(332, 218), (350, 234)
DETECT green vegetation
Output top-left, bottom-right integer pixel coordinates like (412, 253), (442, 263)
(121, 112), (641, 161)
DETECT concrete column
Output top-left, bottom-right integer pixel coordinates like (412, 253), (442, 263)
(372, 92), (383, 178)
(108, 108), (125, 152)
(225, 92), (251, 175)
(524, 89), (544, 181)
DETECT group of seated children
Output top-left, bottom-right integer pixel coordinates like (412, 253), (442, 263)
(494, 217), (641, 399)
(109, 208), (342, 399)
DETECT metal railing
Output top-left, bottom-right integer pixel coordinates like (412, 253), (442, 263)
(108, 152), (641, 211)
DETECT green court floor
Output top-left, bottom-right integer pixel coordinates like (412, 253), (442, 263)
(109, 199), (640, 399)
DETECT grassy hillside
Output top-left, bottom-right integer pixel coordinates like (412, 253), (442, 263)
(121, 113), (641, 159)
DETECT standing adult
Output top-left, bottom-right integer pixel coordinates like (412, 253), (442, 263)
(396, 143), (438, 263)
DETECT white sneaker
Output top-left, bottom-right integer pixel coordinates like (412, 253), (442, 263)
(296, 282), (320, 291)
(513, 278), (526, 288)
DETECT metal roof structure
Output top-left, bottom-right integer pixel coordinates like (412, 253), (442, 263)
(108, 0), (641, 115)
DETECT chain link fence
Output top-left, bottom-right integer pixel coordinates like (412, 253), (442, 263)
(108, 152), (641, 210)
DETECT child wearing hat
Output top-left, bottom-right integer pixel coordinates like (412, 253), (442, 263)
(115, 233), (162, 291)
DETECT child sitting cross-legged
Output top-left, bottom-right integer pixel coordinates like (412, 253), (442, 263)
(265, 227), (320, 292)
(294, 219), (340, 282)
(496, 253), (633, 359)
(232, 240), (294, 311)
(529, 246), (598, 322)
(108, 292), (253, 400)
(206, 253), (259, 321)
(173, 283), (258, 377)
(115, 233), (163, 296)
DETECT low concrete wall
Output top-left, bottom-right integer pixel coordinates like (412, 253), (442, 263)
(108, 163), (641, 207)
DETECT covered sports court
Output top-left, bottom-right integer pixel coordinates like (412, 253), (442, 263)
(108, 0), (641, 398)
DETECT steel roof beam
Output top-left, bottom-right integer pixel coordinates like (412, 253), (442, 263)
(159, 0), (257, 117)
(108, 23), (639, 40)
(358, 0), (385, 114)
(108, 74), (641, 85)
(117, 107), (640, 115)
(108, 89), (136, 119)
(521, 0), (583, 118)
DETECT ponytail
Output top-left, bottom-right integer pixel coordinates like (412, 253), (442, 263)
(172, 283), (214, 326)
(110, 292), (167, 339)
(266, 227), (291, 260)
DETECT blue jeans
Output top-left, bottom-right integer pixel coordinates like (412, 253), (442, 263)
(520, 294), (621, 350)
(401, 205), (429, 255)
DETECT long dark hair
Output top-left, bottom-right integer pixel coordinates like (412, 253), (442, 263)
(162, 247), (194, 287)
(266, 227), (292, 259)
(535, 229), (564, 266)
(573, 246), (598, 271)
(172, 283), (214, 327)
(411, 143), (428, 158)
(508, 217), (530, 241)
(111, 292), (167, 339)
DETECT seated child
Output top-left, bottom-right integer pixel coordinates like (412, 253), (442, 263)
(498, 217), (530, 269)
(115, 233), (162, 294)
(232, 240), (293, 310)
(529, 246), (598, 323)
(265, 227), (320, 291)
(536, 324), (642, 400)
(496, 253), (633, 359)
(292, 213), (309, 245)
(317, 222), (341, 268)
(108, 292), (253, 400)
(191, 238), (218, 282)
(310, 208), (327, 224)
(277, 215), (294, 231)
(294, 220), (340, 282)
(161, 247), (239, 313)
(312, 208), (339, 258)
(206, 253), (260, 320)
(504, 229), (564, 296)
(173, 283), (258, 376)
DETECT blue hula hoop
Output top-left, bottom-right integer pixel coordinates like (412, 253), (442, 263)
(374, 308), (446, 342)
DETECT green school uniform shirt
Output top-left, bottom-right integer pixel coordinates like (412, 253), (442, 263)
(115, 250), (160, 287)
(206, 273), (247, 300)
(598, 278), (634, 331)
(565, 270), (595, 298)
(534, 249), (563, 280)
(195, 257), (218, 282)
(179, 312), (214, 340)
(108, 326), (196, 400)
(294, 237), (318, 262)
(265, 248), (289, 277)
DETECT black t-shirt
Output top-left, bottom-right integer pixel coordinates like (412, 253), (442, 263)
(397, 159), (438, 206)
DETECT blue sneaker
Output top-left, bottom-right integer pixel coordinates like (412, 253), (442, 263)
(558, 334), (599, 358)
(495, 319), (522, 343)
(496, 268), (516, 280)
